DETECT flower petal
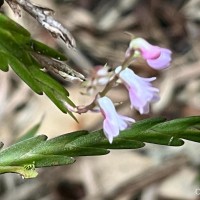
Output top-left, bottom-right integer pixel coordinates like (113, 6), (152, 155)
(103, 119), (119, 143)
(147, 48), (172, 70)
(118, 115), (135, 130)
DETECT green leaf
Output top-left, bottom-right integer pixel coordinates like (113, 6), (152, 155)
(32, 130), (89, 155)
(0, 135), (47, 166)
(0, 13), (30, 37)
(28, 64), (69, 96)
(0, 28), (32, 65)
(69, 129), (145, 151)
(1, 53), (42, 94)
(27, 64), (75, 113)
(27, 39), (67, 61)
(0, 116), (200, 178)
(0, 51), (10, 71)
(33, 155), (75, 168)
(116, 117), (183, 146)
(9, 154), (74, 168)
(151, 116), (200, 143)
(0, 13), (76, 115)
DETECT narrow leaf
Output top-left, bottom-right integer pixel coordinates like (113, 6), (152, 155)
(119, 118), (184, 146)
(0, 13), (30, 36)
(0, 51), (9, 71)
(27, 39), (67, 61)
(0, 135), (47, 166)
(151, 116), (200, 143)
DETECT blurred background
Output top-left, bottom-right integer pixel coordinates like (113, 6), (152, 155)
(1, 0), (200, 199)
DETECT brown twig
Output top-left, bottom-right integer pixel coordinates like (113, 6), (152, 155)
(5, 0), (75, 47)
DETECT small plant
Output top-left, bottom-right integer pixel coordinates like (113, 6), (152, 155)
(0, 0), (199, 178)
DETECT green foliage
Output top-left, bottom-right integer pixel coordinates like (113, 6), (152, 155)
(0, 116), (200, 178)
(0, 13), (75, 115)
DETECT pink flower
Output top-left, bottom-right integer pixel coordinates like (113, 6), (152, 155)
(97, 96), (135, 143)
(126, 38), (172, 70)
(115, 66), (160, 114)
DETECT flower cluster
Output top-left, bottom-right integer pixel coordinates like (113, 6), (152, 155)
(82, 38), (172, 143)
(97, 67), (159, 143)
